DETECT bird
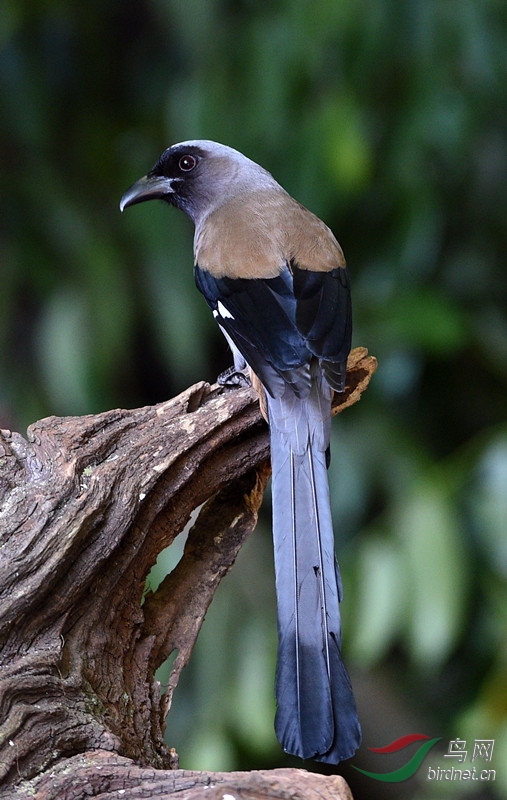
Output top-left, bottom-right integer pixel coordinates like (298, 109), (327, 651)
(120, 140), (361, 763)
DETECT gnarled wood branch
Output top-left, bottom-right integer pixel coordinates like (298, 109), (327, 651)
(0, 347), (376, 799)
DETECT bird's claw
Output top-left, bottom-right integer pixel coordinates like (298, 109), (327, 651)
(217, 366), (251, 388)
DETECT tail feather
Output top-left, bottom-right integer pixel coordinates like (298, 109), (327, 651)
(268, 380), (361, 763)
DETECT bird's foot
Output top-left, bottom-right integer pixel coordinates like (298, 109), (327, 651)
(217, 366), (251, 388)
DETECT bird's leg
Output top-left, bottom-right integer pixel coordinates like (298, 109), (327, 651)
(217, 331), (251, 387)
(217, 365), (251, 388)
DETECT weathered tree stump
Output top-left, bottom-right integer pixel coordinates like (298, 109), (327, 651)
(0, 347), (376, 799)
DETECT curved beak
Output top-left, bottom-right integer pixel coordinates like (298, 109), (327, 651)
(119, 174), (176, 212)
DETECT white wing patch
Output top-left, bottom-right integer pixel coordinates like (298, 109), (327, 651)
(215, 300), (234, 320)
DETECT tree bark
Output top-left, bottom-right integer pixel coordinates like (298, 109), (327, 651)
(0, 347), (376, 799)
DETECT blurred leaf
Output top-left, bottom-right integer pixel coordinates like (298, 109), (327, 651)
(231, 622), (277, 753)
(471, 434), (507, 578)
(321, 94), (373, 196)
(37, 287), (94, 414)
(351, 534), (406, 665)
(380, 289), (468, 354)
(395, 478), (469, 667)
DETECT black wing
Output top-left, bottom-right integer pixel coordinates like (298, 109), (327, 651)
(292, 262), (352, 391)
(194, 262), (351, 396)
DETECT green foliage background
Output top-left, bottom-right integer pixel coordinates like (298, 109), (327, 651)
(1, 2), (506, 797)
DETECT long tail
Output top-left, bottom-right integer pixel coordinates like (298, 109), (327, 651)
(267, 377), (361, 763)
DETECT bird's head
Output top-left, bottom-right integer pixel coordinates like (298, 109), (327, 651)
(120, 140), (277, 223)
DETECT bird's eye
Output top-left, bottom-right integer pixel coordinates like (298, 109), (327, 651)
(179, 155), (197, 172)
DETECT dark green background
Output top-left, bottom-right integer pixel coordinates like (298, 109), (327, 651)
(1, 2), (506, 798)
